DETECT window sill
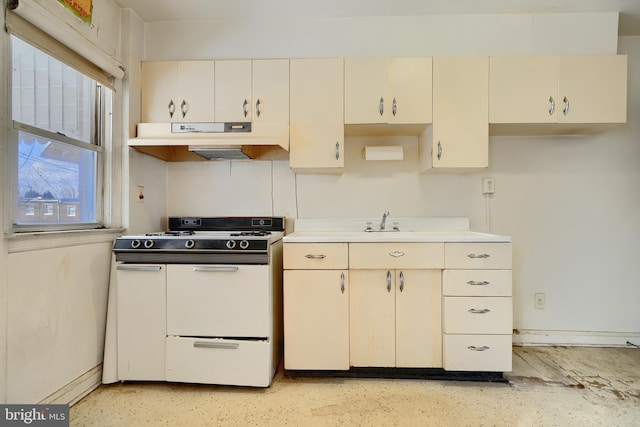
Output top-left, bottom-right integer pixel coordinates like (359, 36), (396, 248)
(5, 227), (126, 253)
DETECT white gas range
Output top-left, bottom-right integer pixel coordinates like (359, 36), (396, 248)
(103, 216), (284, 388)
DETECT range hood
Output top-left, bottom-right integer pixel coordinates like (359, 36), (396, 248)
(128, 122), (289, 162)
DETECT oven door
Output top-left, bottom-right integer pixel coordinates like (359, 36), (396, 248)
(166, 264), (271, 338)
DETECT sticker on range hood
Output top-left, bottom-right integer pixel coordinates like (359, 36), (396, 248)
(171, 122), (251, 133)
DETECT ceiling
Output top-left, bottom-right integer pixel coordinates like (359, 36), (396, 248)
(113, 0), (640, 36)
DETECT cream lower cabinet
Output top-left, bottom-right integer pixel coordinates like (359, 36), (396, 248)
(283, 243), (349, 370)
(442, 243), (513, 371)
(350, 269), (442, 367)
(349, 243), (444, 368)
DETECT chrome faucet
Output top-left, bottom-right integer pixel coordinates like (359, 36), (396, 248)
(380, 211), (390, 230)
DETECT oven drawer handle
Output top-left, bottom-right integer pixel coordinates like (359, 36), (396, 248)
(193, 341), (239, 350)
(468, 308), (491, 314)
(468, 345), (490, 352)
(192, 266), (239, 272)
(116, 265), (162, 272)
(305, 254), (326, 259)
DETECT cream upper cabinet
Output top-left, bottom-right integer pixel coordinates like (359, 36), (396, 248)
(490, 55), (627, 125)
(141, 61), (215, 123)
(214, 60), (252, 122)
(289, 58), (344, 173)
(344, 57), (432, 125)
(252, 59), (289, 124)
(425, 56), (489, 172)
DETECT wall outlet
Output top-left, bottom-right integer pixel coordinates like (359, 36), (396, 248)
(136, 185), (145, 203)
(482, 177), (495, 194)
(534, 293), (545, 309)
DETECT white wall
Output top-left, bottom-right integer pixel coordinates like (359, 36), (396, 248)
(139, 14), (640, 345)
(1, 0), (125, 404)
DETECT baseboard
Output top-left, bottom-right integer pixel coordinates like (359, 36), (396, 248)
(513, 329), (640, 347)
(39, 364), (103, 406)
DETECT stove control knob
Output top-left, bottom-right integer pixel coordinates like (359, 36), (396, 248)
(226, 240), (236, 249)
(144, 239), (154, 249)
(131, 239), (141, 249)
(185, 239), (195, 249)
(239, 240), (250, 249)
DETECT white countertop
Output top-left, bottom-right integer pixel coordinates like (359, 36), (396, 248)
(283, 217), (511, 243)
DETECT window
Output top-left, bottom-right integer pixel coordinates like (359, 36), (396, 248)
(11, 35), (110, 230)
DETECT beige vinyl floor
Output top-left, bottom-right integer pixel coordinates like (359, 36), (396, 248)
(71, 346), (640, 426)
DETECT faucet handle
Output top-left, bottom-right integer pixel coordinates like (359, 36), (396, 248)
(365, 222), (373, 232)
(392, 222), (400, 231)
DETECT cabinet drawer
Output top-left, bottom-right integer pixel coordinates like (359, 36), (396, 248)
(165, 337), (275, 387)
(443, 297), (512, 334)
(284, 243), (348, 269)
(445, 243), (512, 269)
(443, 270), (512, 296)
(349, 242), (444, 269)
(443, 334), (512, 372)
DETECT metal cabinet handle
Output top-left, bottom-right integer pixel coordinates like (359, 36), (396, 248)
(399, 271), (405, 292)
(562, 96), (570, 116)
(335, 141), (340, 160)
(180, 100), (187, 118)
(243, 99), (249, 117)
(467, 280), (490, 286)
(168, 100), (175, 118)
(467, 253), (490, 259)
(386, 271), (392, 293)
(389, 251), (405, 258)
(548, 96), (555, 115)
(392, 97), (397, 117)
(468, 345), (490, 352)
(437, 141), (442, 160)
(116, 265), (162, 271)
(379, 97), (384, 116)
(255, 99), (261, 117)
(305, 254), (326, 259)
(340, 272), (345, 294)
(468, 308), (491, 314)
(193, 266), (239, 272)
(194, 341), (239, 350)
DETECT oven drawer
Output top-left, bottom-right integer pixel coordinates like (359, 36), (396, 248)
(166, 264), (271, 337)
(443, 297), (512, 334)
(165, 337), (275, 387)
(443, 334), (512, 372)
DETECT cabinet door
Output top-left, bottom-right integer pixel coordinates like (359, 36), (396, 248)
(558, 55), (627, 124)
(388, 57), (432, 124)
(178, 61), (215, 122)
(349, 270), (395, 367)
(395, 270), (442, 367)
(252, 59), (289, 123)
(141, 61), (178, 122)
(215, 60), (252, 122)
(489, 56), (558, 124)
(432, 57), (489, 169)
(290, 58), (344, 172)
(283, 270), (349, 370)
(116, 264), (166, 381)
(344, 57), (389, 124)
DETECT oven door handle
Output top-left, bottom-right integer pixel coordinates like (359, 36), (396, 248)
(193, 341), (239, 350)
(116, 265), (162, 272)
(192, 266), (239, 273)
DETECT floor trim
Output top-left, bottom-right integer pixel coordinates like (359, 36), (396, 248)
(513, 329), (640, 347)
(39, 365), (103, 406)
